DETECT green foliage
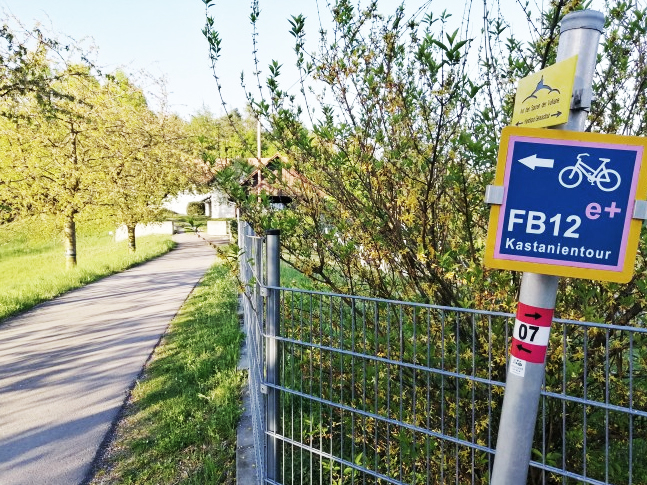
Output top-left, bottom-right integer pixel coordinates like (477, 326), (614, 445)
(186, 201), (206, 216)
(187, 107), (274, 164)
(204, 1), (647, 483)
(0, 21), (90, 117)
(207, 0), (506, 307)
(89, 261), (243, 485)
(98, 75), (196, 244)
(204, 0), (647, 319)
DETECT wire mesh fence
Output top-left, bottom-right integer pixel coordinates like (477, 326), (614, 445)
(239, 223), (647, 485)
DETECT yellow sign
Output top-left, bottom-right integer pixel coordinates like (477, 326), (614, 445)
(511, 56), (577, 129)
(485, 127), (647, 283)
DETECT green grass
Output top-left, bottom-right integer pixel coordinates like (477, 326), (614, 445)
(0, 219), (175, 322)
(90, 260), (243, 485)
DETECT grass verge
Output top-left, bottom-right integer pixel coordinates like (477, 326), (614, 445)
(0, 221), (175, 322)
(89, 259), (243, 485)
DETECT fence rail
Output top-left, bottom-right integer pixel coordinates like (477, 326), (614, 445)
(238, 223), (647, 485)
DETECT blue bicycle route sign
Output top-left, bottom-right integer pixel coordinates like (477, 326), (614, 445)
(485, 127), (647, 282)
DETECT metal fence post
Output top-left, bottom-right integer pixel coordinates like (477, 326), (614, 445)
(265, 229), (281, 482)
(253, 234), (263, 353)
(491, 10), (604, 484)
(238, 219), (244, 281)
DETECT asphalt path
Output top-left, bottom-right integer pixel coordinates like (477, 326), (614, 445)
(0, 233), (217, 485)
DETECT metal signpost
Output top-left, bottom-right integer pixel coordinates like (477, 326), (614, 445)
(265, 229), (282, 483)
(487, 10), (637, 484)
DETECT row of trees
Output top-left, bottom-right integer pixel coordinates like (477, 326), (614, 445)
(0, 21), (246, 268)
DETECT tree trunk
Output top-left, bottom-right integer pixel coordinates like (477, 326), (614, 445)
(64, 213), (77, 269)
(127, 224), (136, 253)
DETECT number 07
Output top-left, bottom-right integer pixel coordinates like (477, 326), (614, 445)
(518, 323), (540, 342)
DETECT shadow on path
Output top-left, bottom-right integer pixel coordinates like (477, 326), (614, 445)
(0, 233), (217, 485)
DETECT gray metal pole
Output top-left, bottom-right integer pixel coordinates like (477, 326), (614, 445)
(252, 234), (263, 336)
(253, 234), (263, 324)
(238, 221), (246, 290)
(238, 218), (245, 273)
(265, 229), (281, 482)
(491, 10), (604, 484)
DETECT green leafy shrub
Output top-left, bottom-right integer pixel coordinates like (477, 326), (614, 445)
(186, 201), (206, 216)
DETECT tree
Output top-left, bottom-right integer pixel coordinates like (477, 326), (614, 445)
(0, 18), (199, 264)
(0, 20), (97, 223)
(0, 66), (116, 268)
(99, 73), (195, 252)
(0, 20), (90, 114)
(189, 107), (254, 161)
(204, 1), (494, 306)
(187, 107), (280, 166)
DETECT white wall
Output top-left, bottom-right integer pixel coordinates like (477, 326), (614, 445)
(207, 220), (231, 236)
(163, 192), (208, 215)
(164, 190), (236, 218)
(209, 192), (236, 219)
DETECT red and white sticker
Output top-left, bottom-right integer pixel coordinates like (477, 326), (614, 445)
(510, 302), (554, 366)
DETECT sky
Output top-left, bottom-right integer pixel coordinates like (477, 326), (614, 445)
(0, 0), (367, 119)
(0, 0), (525, 120)
(0, 0), (606, 120)
(1, 0), (231, 119)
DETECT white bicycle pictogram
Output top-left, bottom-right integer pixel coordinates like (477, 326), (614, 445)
(558, 153), (621, 192)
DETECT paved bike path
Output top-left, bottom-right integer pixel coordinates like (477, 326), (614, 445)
(0, 233), (216, 485)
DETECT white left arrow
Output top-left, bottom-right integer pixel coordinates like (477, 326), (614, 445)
(518, 154), (554, 170)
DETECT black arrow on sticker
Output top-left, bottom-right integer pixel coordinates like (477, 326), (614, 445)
(516, 344), (532, 354)
(551, 111), (562, 118)
(524, 312), (542, 320)
(515, 121), (523, 126)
